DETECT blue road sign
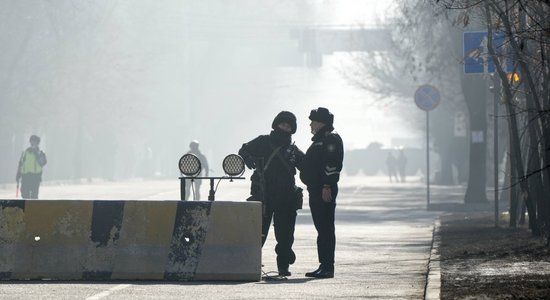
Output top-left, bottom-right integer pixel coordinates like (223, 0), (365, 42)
(414, 85), (440, 111)
(463, 31), (514, 74)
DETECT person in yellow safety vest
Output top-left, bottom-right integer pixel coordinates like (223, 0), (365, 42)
(16, 135), (47, 199)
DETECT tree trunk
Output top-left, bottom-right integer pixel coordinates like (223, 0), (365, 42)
(438, 149), (455, 185)
(484, 2), (539, 234)
(542, 26), (550, 242)
(527, 131), (544, 233)
(462, 75), (488, 203)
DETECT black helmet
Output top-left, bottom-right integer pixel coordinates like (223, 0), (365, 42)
(272, 111), (297, 134)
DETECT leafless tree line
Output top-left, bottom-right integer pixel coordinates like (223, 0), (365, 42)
(346, 0), (549, 240)
(435, 0), (550, 238)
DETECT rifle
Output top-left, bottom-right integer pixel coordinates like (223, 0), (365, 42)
(251, 157), (266, 217)
(251, 145), (282, 216)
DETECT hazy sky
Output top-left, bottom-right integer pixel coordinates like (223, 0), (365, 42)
(175, 0), (419, 170)
(1, 0), (422, 181)
(267, 0), (417, 150)
(268, 54), (416, 150)
(321, 0), (396, 25)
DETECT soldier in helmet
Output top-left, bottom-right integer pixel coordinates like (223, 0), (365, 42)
(238, 111), (304, 277)
(300, 107), (344, 279)
(16, 135), (48, 199)
(185, 140), (209, 200)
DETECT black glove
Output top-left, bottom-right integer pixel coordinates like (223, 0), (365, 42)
(244, 157), (256, 169)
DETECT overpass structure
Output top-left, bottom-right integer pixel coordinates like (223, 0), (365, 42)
(181, 22), (393, 68)
(290, 26), (392, 67)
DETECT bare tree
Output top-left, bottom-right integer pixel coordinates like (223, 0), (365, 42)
(0, 0), (156, 182)
(436, 0), (550, 238)
(345, 1), (484, 195)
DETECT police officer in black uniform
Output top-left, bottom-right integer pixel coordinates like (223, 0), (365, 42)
(238, 111), (304, 277)
(300, 107), (344, 279)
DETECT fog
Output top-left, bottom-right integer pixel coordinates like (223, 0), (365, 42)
(1, 0), (418, 183)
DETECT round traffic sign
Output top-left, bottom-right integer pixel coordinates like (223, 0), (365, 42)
(414, 85), (440, 111)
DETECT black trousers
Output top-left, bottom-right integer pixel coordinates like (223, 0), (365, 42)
(308, 184), (338, 270)
(262, 201), (297, 269)
(21, 173), (42, 199)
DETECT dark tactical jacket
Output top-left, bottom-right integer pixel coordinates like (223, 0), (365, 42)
(300, 126), (344, 187)
(239, 132), (304, 206)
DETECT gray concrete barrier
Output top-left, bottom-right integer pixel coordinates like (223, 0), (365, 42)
(0, 200), (261, 281)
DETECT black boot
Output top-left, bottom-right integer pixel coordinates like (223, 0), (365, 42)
(278, 266), (291, 277)
(313, 268), (334, 278)
(305, 266), (322, 277)
(305, 265), (334, 278)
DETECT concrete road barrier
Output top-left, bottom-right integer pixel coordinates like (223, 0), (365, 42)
(0, 200), (261, 281)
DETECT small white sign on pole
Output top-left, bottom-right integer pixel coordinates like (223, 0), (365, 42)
(471, 131), (484, 143)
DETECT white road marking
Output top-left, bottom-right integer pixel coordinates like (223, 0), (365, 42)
(85, 284), (131, 300)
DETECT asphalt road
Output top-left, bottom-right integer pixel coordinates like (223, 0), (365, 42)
(0, 176), (463, 299)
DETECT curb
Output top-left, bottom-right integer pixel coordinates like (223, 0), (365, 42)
(424, 217), (441, 300)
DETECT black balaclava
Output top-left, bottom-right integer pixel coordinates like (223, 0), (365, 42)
(270, 111), (296, 146)
(272, 111), (297, 134)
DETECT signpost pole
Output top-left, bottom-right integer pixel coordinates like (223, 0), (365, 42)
(426, 111), (430, 207)
(414, 84), (440, 210)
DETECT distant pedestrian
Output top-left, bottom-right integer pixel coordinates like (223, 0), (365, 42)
(16, 135), (47, 199)
(386, 152), (398, 183)
(300, 107), (344, 279)
(185, 140), (209, 200)
(397, 149), (408, 183)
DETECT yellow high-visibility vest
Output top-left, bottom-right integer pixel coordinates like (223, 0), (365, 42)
(20, 149), (43, 174)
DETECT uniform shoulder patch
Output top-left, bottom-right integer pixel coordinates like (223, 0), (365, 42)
(326, 144), (336, 152)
